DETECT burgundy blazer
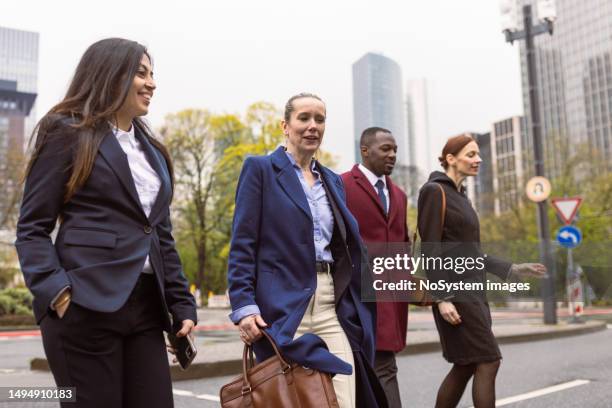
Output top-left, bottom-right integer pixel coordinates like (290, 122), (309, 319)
(341, 165), (410, 353)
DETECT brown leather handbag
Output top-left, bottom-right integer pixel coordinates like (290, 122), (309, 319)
(220, 329), (339, 407)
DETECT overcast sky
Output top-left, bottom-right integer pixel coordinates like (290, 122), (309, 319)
(2, 0), (525, 172)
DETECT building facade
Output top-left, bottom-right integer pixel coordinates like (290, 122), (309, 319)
(490, 116), (527, 215)
(461, 132), (494, 216)
(0, 26), (38, 229)
(517, 0), (612, 177)
(0, 26), (38, 138)
(405, 78), (434, 175)
(352, 52), (407, 166)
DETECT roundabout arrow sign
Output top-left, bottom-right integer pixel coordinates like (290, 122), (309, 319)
(556, 225), (582, 249)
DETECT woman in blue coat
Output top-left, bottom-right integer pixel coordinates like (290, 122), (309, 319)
(227, 93), (387, 408)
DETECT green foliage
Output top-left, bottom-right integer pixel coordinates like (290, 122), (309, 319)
(160, 101), (349, 295)
(0, 141), (26, 229)
(160, 102), (280, 294)
(0, 246), (20, 288)
(2, 287), (33, 305)
(0, 295), (13, 315)
(479, 139), (612, 303)
(0, 287), (33, 316)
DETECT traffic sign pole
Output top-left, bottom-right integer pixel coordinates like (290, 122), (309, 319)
(555, 222), (584, 324)
(525, 176), (557, 324)
(565, 248), (584, 323)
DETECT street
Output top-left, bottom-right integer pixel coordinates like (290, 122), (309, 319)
(167, 327), (612, 408)
(1, 324), (610, 407)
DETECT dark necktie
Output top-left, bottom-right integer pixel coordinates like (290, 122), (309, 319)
(375, 179), (387, 215)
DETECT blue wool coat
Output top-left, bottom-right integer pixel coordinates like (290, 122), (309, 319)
(227, 146), (386, 407)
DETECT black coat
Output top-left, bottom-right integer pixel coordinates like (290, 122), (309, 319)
(417, 171), (511, 364)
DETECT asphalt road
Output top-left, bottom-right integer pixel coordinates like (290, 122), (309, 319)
(168, 327), (612, 408)
(1, 322), (610, 407)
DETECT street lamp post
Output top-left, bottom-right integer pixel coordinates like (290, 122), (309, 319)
(501, 0), (558, 324)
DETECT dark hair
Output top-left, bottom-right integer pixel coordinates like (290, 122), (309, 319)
(25, 38), (173, 202)
(439, 133), (475, 169)
(283, 92), (325, 121)
(360, 126), (392, 147)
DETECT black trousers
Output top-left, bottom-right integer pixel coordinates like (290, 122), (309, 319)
(40, 273), (173, 408)
(374, 350), (402, 408)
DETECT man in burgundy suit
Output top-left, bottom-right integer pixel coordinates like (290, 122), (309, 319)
(341, 127), (410, 408)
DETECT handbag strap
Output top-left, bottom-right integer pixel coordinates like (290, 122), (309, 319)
(241, 328), (291, 394)
(412, 182), (446, 256)
(437, 183), (446, 232)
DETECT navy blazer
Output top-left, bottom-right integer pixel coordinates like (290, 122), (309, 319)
(227, 146), (377, 376)
(15, 119), (197, 332)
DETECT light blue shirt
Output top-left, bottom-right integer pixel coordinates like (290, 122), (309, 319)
(285, 151), (334, 263)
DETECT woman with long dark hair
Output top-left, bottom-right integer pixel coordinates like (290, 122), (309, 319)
(417, 134), (546, 408)
(16, 38), (196, 408)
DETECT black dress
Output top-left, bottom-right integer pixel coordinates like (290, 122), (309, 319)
(417, 171), (511, 364)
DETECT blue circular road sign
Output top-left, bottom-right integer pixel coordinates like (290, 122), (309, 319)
(557, 226), (582, 249)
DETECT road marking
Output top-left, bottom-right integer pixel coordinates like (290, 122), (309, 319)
(196, 393), (221, 401)
(173, 388), (220, 402)
(0, 336), (38, 341)
(472, 379), (590, 407)
(172, 389), (193, 397)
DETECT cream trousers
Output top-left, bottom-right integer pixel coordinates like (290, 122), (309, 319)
(294, 271), (356, 408)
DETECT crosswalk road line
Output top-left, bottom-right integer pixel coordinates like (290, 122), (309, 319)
(171, 389), (193, 397)
(177, 379), (591, 406)
(196, 393), (221, 401)
(469, 379), (590, 407)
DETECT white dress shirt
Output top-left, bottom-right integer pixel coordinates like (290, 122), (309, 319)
(358, 163), (389, 213)
(114, 124), (161, 274)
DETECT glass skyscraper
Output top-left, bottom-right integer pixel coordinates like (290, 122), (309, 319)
(491, 116), (527, 215)
(0, 26), (38, 140)
(517, 0), (612, 177)
(406, 78), (432, 173)
(352, 52), (407, 166)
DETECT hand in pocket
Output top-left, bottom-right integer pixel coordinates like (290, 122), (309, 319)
(56, 299), (71, 319)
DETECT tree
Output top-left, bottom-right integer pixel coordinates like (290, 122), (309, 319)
(159, 109), (246, 294)
(209, 103), (285, 292)
(160, 102), (340, 296)
(479, 138), (612, 302)
(0, 142), (26, 230)
(0, 141), (25, 289)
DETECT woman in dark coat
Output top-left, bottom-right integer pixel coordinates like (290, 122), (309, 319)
(15, 38), (196, 408)
(417, 134), (546, 408)
(227, 93), (387, 408)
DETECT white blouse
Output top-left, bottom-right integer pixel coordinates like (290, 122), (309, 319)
(113, 124), (161, 274)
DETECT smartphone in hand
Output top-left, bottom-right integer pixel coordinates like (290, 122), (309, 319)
(167, 332), (197, 370)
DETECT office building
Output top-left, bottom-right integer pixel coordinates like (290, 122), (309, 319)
(517, 0), (612, 176)
(352, 52), (407, 166)
(0, 26), (38, 228)
(490, 116), (527, 215)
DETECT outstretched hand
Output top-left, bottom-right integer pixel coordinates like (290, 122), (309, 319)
(511, 263), (547, 278)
